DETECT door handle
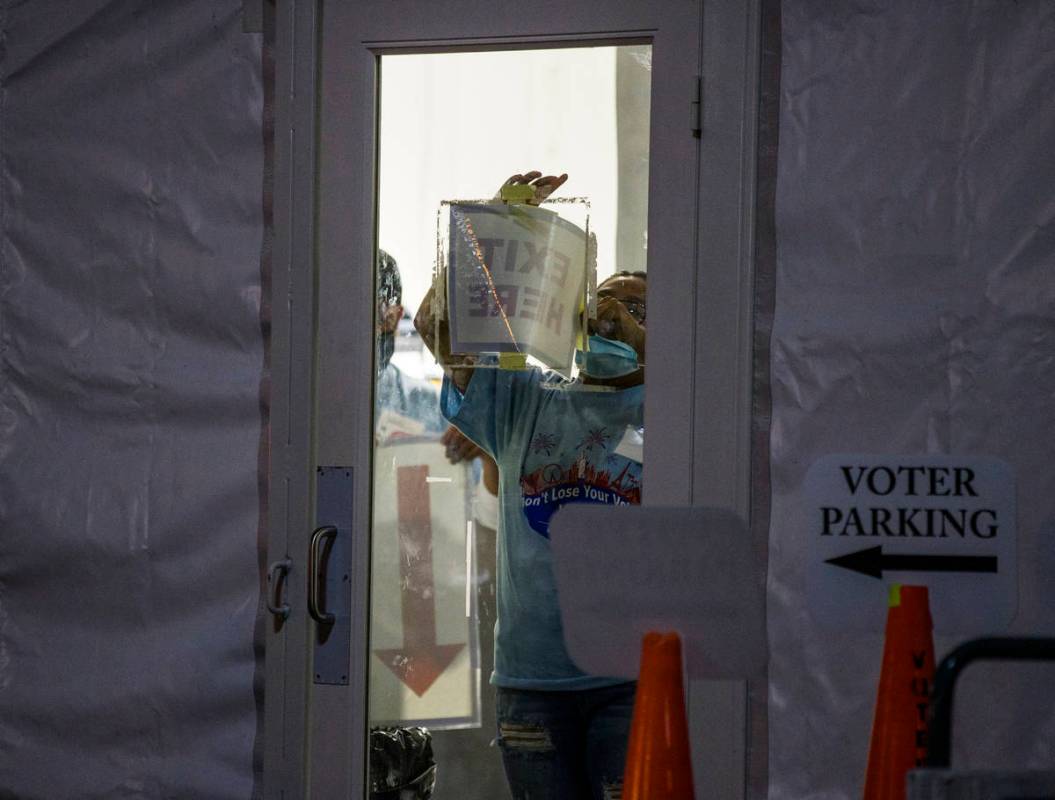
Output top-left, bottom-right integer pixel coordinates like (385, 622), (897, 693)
(266, 557), (292, 621)
(308, 525), (337, 625)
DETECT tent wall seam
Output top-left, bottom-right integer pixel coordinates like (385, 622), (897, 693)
(0, 0), (9, 440)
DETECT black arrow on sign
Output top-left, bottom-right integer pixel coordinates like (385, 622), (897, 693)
(824, 545), (998, 580)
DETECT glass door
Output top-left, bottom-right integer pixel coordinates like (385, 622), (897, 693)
(266, 1), (761, 797)
(369, 44), (652, 800)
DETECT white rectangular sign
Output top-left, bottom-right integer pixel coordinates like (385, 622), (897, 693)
(446, 203), (587, 370)
(803, 454), (1017, 633)
(369, 438), (479, 729)
(550, 506), (766, 680)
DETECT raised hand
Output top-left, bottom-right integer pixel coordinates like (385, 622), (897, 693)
(499, 170), (569, 205)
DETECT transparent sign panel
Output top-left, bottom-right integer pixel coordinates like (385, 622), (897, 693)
(438, 197), (591, 375)
(371, 44), (651, 798)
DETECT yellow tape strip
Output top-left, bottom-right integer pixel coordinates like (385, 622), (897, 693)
(499, 184), (535, 203)
(888, 583), (902, 608)
(499, 352), (528, 370)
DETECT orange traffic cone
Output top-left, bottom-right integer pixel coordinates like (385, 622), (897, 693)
(623, 631), (695, 800)
(863, 584), (936, 800)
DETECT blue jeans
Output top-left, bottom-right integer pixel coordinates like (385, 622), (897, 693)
(495, 683), (636, 800)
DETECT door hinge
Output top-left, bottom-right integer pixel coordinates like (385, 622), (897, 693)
(691, 75), (702, 138)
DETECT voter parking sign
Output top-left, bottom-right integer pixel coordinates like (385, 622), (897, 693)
(803, 454), (1017, 634)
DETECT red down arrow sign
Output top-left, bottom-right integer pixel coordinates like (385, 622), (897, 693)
(374, 465), (464, 696)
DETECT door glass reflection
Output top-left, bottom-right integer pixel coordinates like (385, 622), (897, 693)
(371, 44), (651, 799)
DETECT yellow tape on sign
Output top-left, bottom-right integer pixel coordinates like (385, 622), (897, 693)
(499, 352), (528, 370)
(888, 584), (902, 608)
(500, 184), (535, 203)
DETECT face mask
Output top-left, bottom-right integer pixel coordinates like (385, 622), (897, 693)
(575, 334), (640, 379)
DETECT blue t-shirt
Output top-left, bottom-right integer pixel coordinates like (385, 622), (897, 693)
(442, 366), (643, 690)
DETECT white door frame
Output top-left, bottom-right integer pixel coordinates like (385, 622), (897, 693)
(266, 1), (762, 797)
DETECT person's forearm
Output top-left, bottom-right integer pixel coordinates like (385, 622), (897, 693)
(448, 360), (474, 395)
(414, 285), (474, 393)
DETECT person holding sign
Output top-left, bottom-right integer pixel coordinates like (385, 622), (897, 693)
(415, 172), (646, 800)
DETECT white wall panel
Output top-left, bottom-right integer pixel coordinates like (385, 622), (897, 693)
(0, 2), (265, 796)
(769, 2), (1055, 796)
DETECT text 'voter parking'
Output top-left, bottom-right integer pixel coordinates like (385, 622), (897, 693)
(820, 465), (999, 539)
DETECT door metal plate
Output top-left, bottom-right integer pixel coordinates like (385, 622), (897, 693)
(313, 466), (354, 685)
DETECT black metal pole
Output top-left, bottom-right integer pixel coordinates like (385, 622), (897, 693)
(926, 636), (1055, 768)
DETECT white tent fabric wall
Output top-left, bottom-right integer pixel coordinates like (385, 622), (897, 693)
(0, 2), (266, 798)
(769, 1), (1055, 797)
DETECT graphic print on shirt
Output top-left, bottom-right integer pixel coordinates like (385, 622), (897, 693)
(520, 425), (641, 538)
